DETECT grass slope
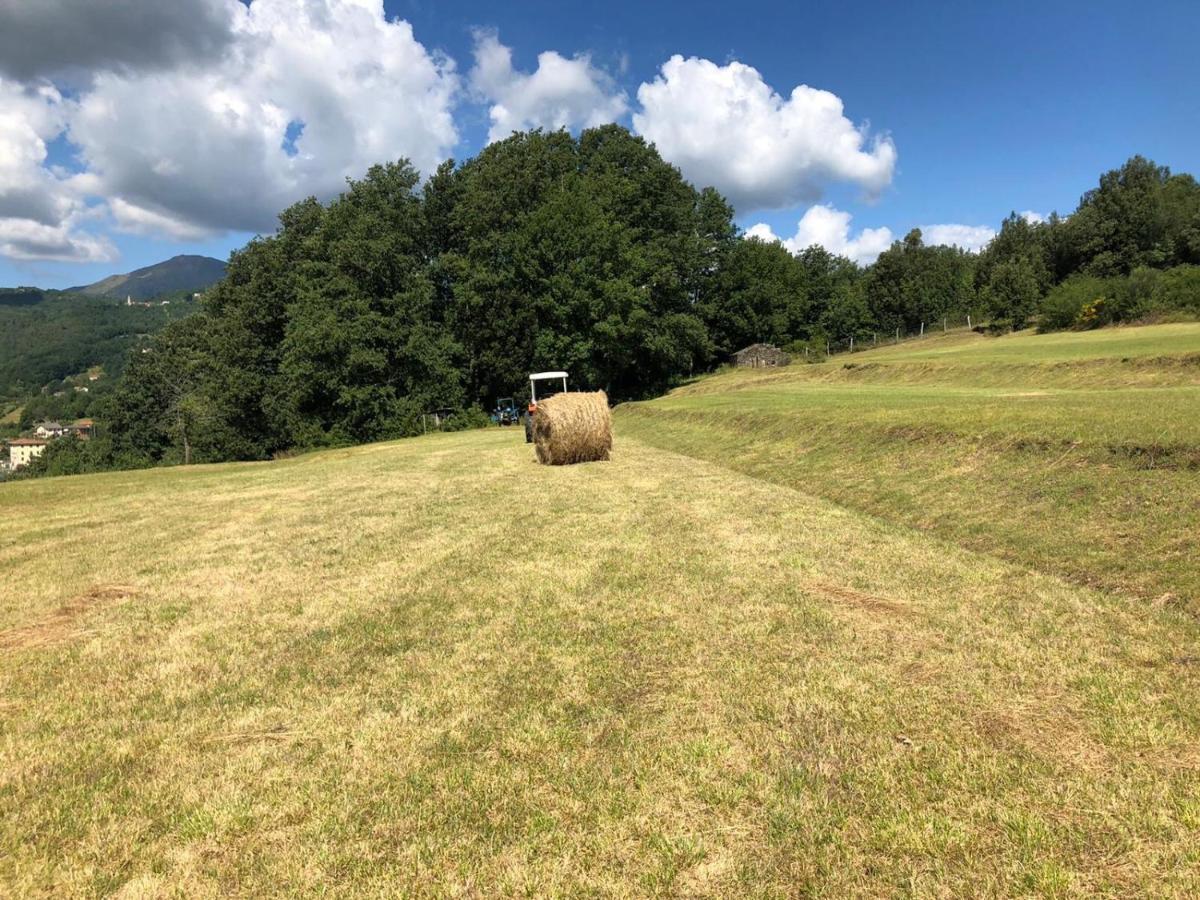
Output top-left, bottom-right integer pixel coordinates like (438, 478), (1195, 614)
(2, 423), (1199, 895)
(619, 323), (1200, 607)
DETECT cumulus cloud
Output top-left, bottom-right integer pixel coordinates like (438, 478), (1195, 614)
(919, 223), (995, 253)
(0, 78), (115, 261)
(0, 0), (237, 81)
(748, 205), (894, 265)
(633, 56), (896, 212)
(750, 205), (998, 264)
(1020, 210), (1045, 224)
(64, 0), (459, 236)
(0, 215), (116, 263)
(0, 80), (72, 223)
(108, 198), (216, 242)
(0, 0), (459, 261)
(470, 30), (628, 143)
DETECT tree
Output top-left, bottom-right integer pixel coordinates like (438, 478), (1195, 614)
(701, 236), (809, 357)
(984, 257), (1041, 330)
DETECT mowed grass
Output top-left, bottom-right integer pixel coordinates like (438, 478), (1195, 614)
(846, 321), (1200, 364)
(619, 323), (1200, 606)
(2, 422), (1200, 896)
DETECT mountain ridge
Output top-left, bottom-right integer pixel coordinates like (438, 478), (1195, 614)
(67, 254), (226, 300)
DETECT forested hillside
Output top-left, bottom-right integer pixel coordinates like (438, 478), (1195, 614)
(0, 292), (196, 402)
(17, 128), (1200, 477)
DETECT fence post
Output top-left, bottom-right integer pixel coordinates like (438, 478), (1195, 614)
(967, 314), (972, 329)
(895, 327), (900, 343)
(850, 335), (854, 352)
(943, 317), (947, 332)
(920, 321), (925, 337)
(874, 333), (877, 346)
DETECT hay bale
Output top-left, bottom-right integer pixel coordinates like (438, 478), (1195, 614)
(532, 391), (612, 465)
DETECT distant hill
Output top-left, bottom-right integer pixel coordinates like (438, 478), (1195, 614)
(0, 290), (197, 402)
(0, 287), (49, 308)
(70, 254), (226, 300)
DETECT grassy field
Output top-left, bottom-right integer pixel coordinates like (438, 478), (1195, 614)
(2, 325), (1199, 896)
(619, 323), (1200, 607)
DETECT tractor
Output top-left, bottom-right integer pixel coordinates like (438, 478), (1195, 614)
(493, 397), (519, 426)
(524, 370), (568, 443)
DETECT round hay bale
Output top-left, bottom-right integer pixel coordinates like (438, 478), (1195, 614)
(531, 391), (612, 465)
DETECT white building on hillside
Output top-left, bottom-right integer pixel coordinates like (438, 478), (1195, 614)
(8, 438), (47, 470)
(34, 421), (67, 438)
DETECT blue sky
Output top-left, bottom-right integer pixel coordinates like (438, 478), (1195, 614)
(1, 0), (1197, 288)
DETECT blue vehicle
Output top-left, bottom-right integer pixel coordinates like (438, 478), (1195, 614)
(493, 397), (519, 426)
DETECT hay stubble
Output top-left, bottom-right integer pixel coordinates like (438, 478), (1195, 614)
(1, 398), (1199, 895)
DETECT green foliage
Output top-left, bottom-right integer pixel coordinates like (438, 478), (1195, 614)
(1038, 267), (1200, 332)
(702, 236), (809, 356)
(1038, 275), (1114, 332)
(16, 434), (118, 479)
(865, 229), (978, 332)
(1066, 156), (1200, 276)
(0, 292), (196, 402)
(1149, 265), (1200, 315)
(984, 257), (1041, 330)
(20, 138), (1200, 479)
(442, 126), (720, 400)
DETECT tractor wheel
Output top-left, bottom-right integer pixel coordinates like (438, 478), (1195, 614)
(524, 416), (533, 443)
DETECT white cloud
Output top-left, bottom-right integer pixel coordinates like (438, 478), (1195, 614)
(108, 198), (216, 242)
(1020, 210), (1045, 224)
(919, 223), (995, 253)
(749, 205), (894, 265)
(633, 56), (896, 212)
(0, 0), (460, 262)
(0, 214), (116, 262)
(0, 78), (116, 261)
(66, 0), (459, 236)
(750, 206), (999, 264)
(0, 80), (72, 224)
(65, 0), (458, 237)
(470, 30), (628, 144)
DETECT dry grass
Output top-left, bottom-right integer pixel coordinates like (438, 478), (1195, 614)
(2, 421), (1199, 896)
(0, 584), (137, 650)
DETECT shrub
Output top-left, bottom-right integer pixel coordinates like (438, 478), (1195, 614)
(1038, 275), (1113, 332)
(1114, 267), (1161, 320)
(1074, 296), (1114, 329)
(1152, 265), (1200, 314)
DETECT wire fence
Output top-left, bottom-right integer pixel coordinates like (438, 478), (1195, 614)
(789, 313), (989, 361)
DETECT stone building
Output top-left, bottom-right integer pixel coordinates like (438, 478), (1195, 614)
(732, 343), (790, 368)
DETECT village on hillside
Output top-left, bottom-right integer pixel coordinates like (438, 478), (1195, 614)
(2, 419), (94, 474)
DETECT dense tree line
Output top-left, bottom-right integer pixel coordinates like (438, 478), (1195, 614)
(978, 156), (1200, 328)
(16, 134), (1200, 477)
